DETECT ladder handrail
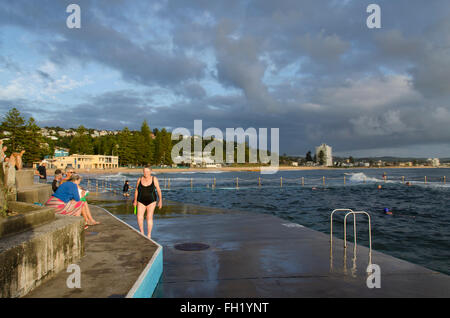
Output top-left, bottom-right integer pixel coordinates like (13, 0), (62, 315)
(344, 211), (372, 263)
(330, 209), (356, 247)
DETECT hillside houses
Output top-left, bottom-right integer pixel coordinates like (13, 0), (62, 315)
(39, 127), (121, 140)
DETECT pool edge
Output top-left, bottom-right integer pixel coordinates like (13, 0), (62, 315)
(96, 206), (163, 298)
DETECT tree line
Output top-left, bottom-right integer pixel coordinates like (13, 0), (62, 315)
(0, 108), (257, 167)
(0, 108), (50, 164)
(0, 108), (173, 167)
(0, 108), (270, 166)
(67, 122), (174, 167)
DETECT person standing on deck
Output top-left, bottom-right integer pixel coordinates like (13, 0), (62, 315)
(133, 166), (162, 239)
(35, 160), (48, 183)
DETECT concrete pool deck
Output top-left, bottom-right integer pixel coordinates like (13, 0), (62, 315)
(24, 195), (450, 298)
(147, 207), (450, 298)
(26, 205), (161, 298)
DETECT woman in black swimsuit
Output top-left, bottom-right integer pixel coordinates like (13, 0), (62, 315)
(133, 166), (162, 239)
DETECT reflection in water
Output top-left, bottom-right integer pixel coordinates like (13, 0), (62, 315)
(351, 246), (357, 278)
(330, 234), (370, 278)
(336, 243), (358, 277)
(329, 245), (333, 273)
(343, 248), (347, 275)
(88, 192), (229, 218)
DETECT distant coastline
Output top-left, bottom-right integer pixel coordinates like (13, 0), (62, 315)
(41, 165), (448, 176)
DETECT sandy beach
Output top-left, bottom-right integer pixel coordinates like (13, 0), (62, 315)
(42, 164), (444, 176)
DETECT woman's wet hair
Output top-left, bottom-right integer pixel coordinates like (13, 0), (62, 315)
(143, 165), (152, 171)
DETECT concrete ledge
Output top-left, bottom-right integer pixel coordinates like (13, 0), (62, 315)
(15, 170), (35, 189)
(17, 184), (53, 205)
(25, 205), (160, 298)
(0, 215), (85, 298)
(94, 206), (163, 298)
(0, 202), (55, 239)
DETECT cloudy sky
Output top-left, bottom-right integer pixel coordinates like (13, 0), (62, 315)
(0, 0), (450, 157)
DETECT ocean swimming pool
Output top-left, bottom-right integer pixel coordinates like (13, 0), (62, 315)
(84, 168), (450, 275)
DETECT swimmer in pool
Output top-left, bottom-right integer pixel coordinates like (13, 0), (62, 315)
(123, 180), (130, 197)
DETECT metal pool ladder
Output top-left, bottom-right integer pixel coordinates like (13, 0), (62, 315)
(330, 209), (372, 262)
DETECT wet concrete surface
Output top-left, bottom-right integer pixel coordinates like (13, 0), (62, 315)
(25, 205), (158, 298)
(26, 190), (450, 298)
(148, 211), (450, 297)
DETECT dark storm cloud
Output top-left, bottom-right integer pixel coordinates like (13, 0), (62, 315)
(176, 83), (207, 100)
(48, 23), (206, 87)
(213, 20), (280, 113)
(1, 0), (450, 156)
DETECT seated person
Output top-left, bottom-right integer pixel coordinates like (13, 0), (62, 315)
(61, 168), (99, 225)
(60, 167), (75, 185)
(52, 169), (63, 192)
(45, 174), (99, 228)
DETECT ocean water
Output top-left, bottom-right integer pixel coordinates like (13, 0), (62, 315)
(82, 168), (450, 275)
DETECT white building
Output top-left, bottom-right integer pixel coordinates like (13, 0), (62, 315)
(315, 143), (333, 166)
(427, 158), (440, 167)
(173, 153), (221, 168)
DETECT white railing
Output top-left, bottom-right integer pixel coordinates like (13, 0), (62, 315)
(330, 209), (355, 247)
(344, 211), (372, 264)
(330, 209), (373, 265)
